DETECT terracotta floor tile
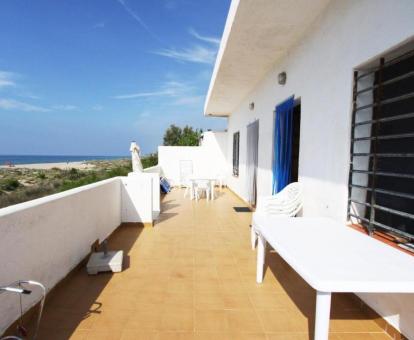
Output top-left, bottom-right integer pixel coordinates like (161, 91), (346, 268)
(257, 310), (309, 333)
(369, 333), (393, 340)
(336, 332), (391, 340)
(195, 292), (226, 310)
(195, 332), (267, 340)
(226, 309), (264, 332)
(219, 281), (247, 295)
(222, 293), (253, 310)
(85, 330), (123, 339)
(170, 267), (194, 280)
(67, 329), (90, 340)
(216, 264), (242, 280)
(243, 280), (287, 294)
(160, 308), (194, 331)
(249, 292), (298, 311)
(19, 189), (397, 340)
(156, 331), (195, 340)
(164, 291), (194, 309)
(120, 330), (158, 340)
(124, 305), (162, 330)
(195, 266), (219, 281)
(90, 310), (130, 331)
(97, 292), (138, 311)
(194, 279), (222, 294)
(265, 333), (310, 340)
(195, 309), (228, 332)
(40, 309), (97, 331)
(167, 278), (194, 294)
(330, 319), (383, 333)
(35, 328), (84, 340)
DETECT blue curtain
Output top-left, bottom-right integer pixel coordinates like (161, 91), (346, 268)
(272, 96), (294, 194)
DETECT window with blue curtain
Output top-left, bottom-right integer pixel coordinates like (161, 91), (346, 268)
(272, 96), (295, 194)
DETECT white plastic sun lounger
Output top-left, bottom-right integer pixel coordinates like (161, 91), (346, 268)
(255, 216), (414, 340)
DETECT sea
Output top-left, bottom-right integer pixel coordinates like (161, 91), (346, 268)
(0, 155), (128, 166)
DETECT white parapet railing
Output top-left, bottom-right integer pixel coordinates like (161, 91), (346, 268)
(123, 172), (160, 222)
(0, 174), (159, 334)
(143, 164), (163, 176)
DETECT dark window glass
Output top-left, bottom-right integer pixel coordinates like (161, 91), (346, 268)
(348, 50), (414, 241)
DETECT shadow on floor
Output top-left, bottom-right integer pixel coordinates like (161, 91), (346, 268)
(160, 203), (180, 212)
(264, 249), (381, 339)
(155, 212), (179, 224)
(22, 224), (144, 339)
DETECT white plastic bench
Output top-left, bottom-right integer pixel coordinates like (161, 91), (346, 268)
(255, 216), (414, 340)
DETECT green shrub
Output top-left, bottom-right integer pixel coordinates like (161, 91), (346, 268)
(52, 180), (61, 189)
(1, 178), (20, 191)
(68, 168), (80, 180)
(24, 184), (54, 197)
(37, 172), (46, 179)
(59, 176), (99, 192)
(53, 171), (63, 179)
(105, 166), (130, 178)
(141, 153), (158, 169)
(0, 182), (57, 208)
(90, 171), (98, 177)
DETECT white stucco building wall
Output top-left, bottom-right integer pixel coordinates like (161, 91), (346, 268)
(200, 130), (229, 176)
(158, 131), (228, 186)
(216, 0), (414, 337)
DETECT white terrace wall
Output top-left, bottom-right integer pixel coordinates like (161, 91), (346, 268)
(0, 175), (157, 334)
(0, 178), (121, 333)
(123, 172), (160, 222)
(224, 0), (414, 336)
(158, 131), (228, 186)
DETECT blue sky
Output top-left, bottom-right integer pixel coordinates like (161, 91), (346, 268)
(0, 0), (230, 156)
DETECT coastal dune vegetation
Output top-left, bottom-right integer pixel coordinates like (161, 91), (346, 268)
(0, 159), (133, 209)
(0, 124), (202, 209)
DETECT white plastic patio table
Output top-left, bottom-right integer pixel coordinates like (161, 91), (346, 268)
(189, 176), (216, 200)
(254, 215), (414, 340)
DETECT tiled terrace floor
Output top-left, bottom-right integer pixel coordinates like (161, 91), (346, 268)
(30, 189), (390, 339)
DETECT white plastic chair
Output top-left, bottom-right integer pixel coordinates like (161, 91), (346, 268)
(251, 182), (303, 249)
(195, 180), (211, 201)
(215, 172), (225, 189)
(180, 160), (194, 198)
(183, 177), (193, 198)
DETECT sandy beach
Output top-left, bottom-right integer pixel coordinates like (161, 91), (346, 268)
(0, 161), (96, 170)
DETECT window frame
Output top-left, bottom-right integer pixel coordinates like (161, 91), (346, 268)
(233, 131), (240, 177)
(347, 49), (414, 243)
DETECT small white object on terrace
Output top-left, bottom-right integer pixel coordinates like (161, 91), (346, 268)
(130, 141), (143, 173)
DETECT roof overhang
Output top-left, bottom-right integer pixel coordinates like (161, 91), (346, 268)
(204, 0), (330, 117)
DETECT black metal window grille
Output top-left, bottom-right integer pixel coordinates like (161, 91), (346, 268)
(233, 131), (240, 177)
(348, 48), (414, 240)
